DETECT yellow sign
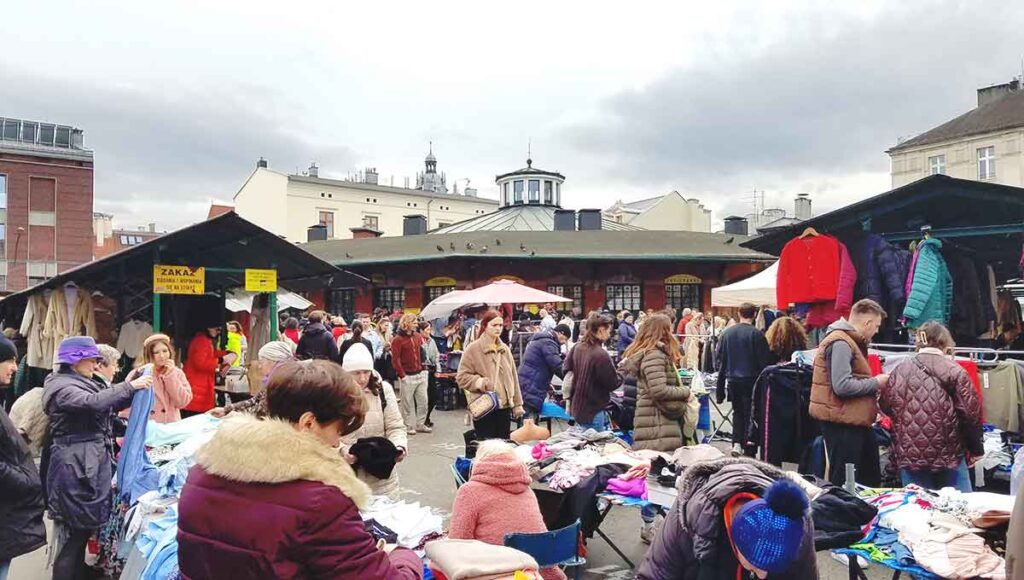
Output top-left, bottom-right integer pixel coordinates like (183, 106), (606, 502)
(371, 274), (387, 285)
(425, 276), (457, 287)
(245, 269), (278, 292)
(153, 265), (205, 295)
(664, 274), (703, 284)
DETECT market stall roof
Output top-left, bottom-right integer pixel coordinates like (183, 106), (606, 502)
(303, 229), (773, 267)
(741, 175), (1024, 267)
(711, 261), (778, 308)
(1, 212), (362, 309)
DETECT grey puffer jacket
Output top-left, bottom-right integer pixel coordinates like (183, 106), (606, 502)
(42, 370), (135, 529)
(621, 344), (690, 452)
(636, 457), (819, 580)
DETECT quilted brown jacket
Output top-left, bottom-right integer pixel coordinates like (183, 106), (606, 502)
(879, 350), (984, 471)
(622, 343), (690, 452)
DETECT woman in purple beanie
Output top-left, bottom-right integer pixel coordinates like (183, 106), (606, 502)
(41, 336), (152, 580)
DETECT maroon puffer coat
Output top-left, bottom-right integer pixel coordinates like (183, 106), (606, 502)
(879, 351), (984, 471)
(177, 415), (422, 580)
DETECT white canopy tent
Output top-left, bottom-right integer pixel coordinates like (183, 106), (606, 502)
(710, 261), (778, 308)
(225, 288), (313, 313)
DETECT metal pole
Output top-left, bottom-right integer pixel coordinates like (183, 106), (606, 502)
(153, 293), (162, 332)
(844, 463), (857, 494)
(269, 292), (278, 340)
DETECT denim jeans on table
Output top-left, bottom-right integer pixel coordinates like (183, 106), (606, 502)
(899, 458), (972, 493)
(576, 410), (610, 432)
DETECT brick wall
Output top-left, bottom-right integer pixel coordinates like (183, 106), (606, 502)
(0, 151), (93, 291)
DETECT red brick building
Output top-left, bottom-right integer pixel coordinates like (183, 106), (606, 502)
(0, 117), (94, 291)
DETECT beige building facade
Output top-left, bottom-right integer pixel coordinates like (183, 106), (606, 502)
(889, 80), (1024, 188)
(233, 156), (497, 241)
(604, 190), (712, 232)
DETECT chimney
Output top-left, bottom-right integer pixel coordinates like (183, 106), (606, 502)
(350, 227), (382, 239)
(794, 193), (812, 221)
(723, 216), (749, 236)
(256, 157), (268, 169)
(308, 162), (319, 178)
(577, 209), (602, 231)
(403, 214), (428, 236)
(364, 167), (378, 185)
(554, 209), (576, 231)
(148, 222), (156, 233)
(307, 224), (328, 242)
(977, 79), (1021, 107)
(464, 186), (477, 197)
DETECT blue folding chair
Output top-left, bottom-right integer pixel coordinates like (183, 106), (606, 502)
(504, 519), (585, 580)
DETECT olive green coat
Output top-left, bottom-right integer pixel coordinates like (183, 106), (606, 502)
(622, 344), (691, 452)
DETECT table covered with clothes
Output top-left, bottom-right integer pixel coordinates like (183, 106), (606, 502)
(96, 388), (445, 580)
(834, 484), (1015, 579)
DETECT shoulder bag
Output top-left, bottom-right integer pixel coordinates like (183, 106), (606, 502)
(469, 350), (503, 420)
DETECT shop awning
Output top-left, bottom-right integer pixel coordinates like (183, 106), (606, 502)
(711, 261), (778, 308)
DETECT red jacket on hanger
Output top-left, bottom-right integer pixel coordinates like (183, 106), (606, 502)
(777, 234), (842, 308)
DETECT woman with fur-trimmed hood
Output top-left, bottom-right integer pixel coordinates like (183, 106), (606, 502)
(637, 457), (818, 580)
(177, 361), (422, 580)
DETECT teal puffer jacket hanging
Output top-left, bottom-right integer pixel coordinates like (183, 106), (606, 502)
(902, 238), (952, 328)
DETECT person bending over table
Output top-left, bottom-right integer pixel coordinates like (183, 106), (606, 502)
(636, 457), (817, 580)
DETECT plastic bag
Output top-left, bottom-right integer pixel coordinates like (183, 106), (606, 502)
(1011, 446), (1024, 496)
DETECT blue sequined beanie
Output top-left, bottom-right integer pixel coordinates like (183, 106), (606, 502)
(730, 478), (809, 574)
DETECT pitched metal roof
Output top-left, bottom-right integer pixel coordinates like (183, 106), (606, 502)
(888, 90), (1024, 152)
(302, 229), (771, 267)
(740, 174), (1024, 257)
(495, 163), (565, 181)
(1, 212), (362, 307)
(430, 204), (639, 234)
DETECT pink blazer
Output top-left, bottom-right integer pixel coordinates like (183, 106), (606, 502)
(124, 366), (194, 423)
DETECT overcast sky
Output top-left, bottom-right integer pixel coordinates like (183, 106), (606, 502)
(1, 1), (1021, 231)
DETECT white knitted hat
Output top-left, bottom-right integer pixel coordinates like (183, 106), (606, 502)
(342, 343), (374, 372)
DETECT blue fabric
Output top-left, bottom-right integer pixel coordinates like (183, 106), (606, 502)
(579, 411), (609, 432)
(0, 559), (10, 580)
(872, 528), (916, 567)
(138, 507), (179, 580)
(145, 413), (220, 447)
(834, 545), (940, 580)
(118, 384), (160, 505)
(540, 401), (573, 422)
(903, 238), (952, 328)
(899, 459), (972, 493)
(576, 410), (609, 432)
(517, 331), (565, 413)
(697, 394), (711, 430)
(157, 456), (195, 497)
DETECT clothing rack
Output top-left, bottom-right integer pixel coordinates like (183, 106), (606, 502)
(871, 343), (1024, 362)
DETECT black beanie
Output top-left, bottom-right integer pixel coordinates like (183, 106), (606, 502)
(553, 324), (572, 338)
(0, 336), (17, 363)
(349, 436), (400, 480)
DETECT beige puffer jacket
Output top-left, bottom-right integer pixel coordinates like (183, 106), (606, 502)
(622, 344), (691, 452)
(340, 374), (408, 497)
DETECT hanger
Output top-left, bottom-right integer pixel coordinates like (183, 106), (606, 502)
(799, 227), (819, 239)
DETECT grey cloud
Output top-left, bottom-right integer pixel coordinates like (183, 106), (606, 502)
(0, 67), (356, 227)
(560, 2), (1024, 216)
